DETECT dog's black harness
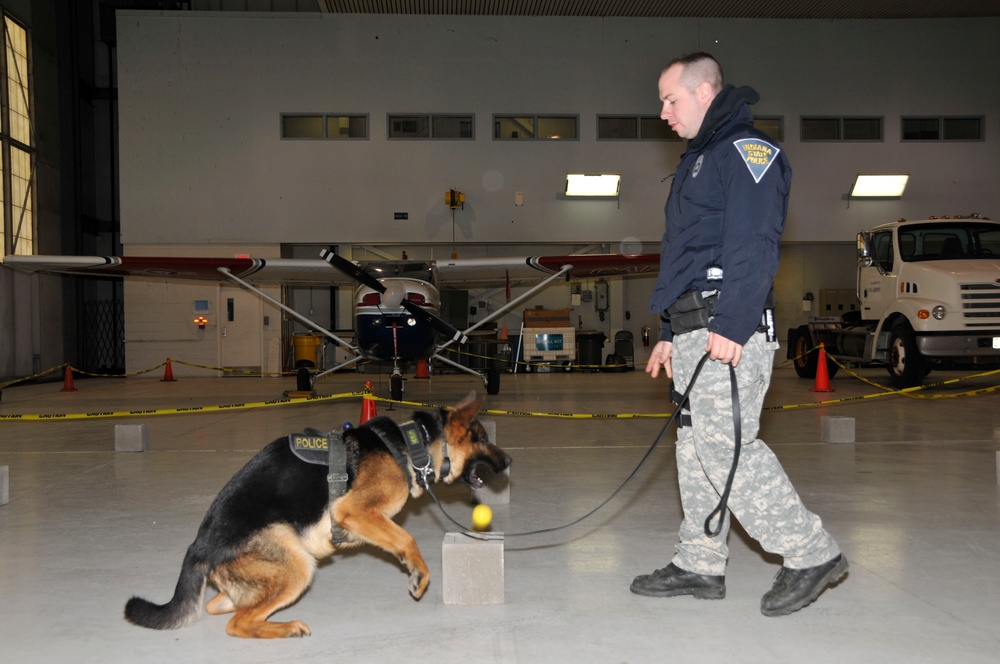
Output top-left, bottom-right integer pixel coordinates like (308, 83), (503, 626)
(288, 419), (451, 544)
(289, 428), (351, 544)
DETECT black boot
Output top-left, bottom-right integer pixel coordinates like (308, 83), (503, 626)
(760, 554), (848, 617)
(630, 563), (725, 599)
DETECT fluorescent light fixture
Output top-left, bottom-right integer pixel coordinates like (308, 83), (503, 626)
(565, 172), (621, 197)
(851, 174), (909, 198)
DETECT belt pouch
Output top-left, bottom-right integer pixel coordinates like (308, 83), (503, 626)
(667, 290), (715, 335)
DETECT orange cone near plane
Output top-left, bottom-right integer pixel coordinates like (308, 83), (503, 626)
(360, 380), (378, 423)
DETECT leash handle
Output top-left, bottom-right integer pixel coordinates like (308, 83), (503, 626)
(703, 362), (741, 537)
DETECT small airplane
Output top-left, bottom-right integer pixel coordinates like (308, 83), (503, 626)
(2, 250), (659, 398)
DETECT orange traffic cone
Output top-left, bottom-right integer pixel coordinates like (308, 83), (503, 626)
(414, 359), (430, 379)
(61, 365), (78, 392)
(161, 359), (177, 382)
(811, 342), (834, 392)
(360, 380), (377, 423)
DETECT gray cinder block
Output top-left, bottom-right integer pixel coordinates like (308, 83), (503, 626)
(442, 532), (504, 605)
(821, 416), (855, 444)
(115, 423), (150, 452)
(473, 420), (510, 505)
(1, 465), (8, 505)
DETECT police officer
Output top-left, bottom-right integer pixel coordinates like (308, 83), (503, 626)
(631, 52), (847, 616)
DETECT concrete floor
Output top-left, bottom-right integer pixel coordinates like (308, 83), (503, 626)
(1, 360), (998, 663)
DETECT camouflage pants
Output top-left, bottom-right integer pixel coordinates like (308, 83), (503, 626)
(669, 329), (840, 575)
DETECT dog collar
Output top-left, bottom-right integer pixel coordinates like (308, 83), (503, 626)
(397, 419), (450, 489)
(399, 420), (434, 488)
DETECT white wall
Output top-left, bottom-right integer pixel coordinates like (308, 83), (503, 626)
(108, 12), (1000, 374)
(116, 12), (1000, 248)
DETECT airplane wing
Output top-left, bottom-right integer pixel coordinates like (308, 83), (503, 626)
(435, 253), (659, 287)
(2, 252), (660, 287)
(0, 255), (361, 286)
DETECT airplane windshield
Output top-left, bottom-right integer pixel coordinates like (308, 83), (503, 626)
(898, 222), (1000, 262)
(363, 261), (436, 285)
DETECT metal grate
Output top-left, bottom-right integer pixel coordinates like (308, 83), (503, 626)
(82, 299), (126, 374)
(314, 0), (1000, 19)
(960, 283), (1000, 326)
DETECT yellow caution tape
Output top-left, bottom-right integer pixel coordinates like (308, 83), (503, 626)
(4, 349), (1000, 421)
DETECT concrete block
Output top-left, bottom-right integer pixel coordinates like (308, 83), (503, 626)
(821, 416), (855, 444)
(442, 532), (504, 605)
(473, 419), (510, 505)
(1, 465), (8, 505)
(115, 423), (150, 452)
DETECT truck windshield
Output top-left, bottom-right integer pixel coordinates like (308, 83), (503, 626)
(897, 222), (1000, 262)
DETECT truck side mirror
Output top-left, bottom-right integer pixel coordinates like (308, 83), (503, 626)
(856, 233), (873, 267)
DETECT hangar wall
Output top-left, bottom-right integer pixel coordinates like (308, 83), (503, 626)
(106, 11), (997, 375)
(116, 12), (1000, 248)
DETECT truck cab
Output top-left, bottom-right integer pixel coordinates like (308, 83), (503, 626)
(791, 214), (1000, 388)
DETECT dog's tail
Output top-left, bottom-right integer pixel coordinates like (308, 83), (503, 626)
(124, 547), (209, 630)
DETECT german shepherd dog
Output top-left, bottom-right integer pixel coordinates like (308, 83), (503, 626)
(124, 392), (510, 638)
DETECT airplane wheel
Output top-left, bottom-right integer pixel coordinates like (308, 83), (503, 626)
(296, 367), (312, 392)
(486, 363), (501, 395)
(390, 373), (404, 401)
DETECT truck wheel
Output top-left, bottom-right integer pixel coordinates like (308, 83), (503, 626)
(792, 326), (839, 380)
(792, 326), (817, 378)
(887, 320), (925, 389)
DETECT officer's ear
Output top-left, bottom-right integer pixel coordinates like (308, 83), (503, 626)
(695, 81), (715, 105)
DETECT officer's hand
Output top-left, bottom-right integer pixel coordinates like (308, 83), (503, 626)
(706, 332), (742, 366)
(645, 340), (673, 379)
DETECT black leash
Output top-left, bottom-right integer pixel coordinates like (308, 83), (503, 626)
(426, 351), (743, 539)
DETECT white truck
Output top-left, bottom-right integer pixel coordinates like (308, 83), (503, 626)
(788, 214), (1000, 388)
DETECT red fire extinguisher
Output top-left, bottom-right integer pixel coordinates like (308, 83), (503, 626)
(641, 325), (650, 347)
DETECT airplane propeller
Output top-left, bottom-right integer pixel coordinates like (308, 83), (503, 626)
(319, 249), (469, 345)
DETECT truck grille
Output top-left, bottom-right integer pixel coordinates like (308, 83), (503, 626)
(960, 283), (1000, 326)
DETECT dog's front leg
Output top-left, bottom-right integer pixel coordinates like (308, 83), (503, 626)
(337, 509), (430, 599)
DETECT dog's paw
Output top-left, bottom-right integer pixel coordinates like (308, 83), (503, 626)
(408, 571), (429, 599)
(285, 621), (312, 638)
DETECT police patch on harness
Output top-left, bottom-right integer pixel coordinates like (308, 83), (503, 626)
(733, 138), (779, 183)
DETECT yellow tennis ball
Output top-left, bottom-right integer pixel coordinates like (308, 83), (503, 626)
(471, 504), (492, 531)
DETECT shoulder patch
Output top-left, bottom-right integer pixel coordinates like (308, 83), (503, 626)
(733, 138), (780, 183)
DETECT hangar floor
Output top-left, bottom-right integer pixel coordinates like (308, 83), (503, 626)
(1, 361), (998, 663)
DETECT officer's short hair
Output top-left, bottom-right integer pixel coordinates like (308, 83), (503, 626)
(666, 52), (724, 93)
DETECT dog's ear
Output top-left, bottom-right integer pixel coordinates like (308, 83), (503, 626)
(449, 391), (484, 424)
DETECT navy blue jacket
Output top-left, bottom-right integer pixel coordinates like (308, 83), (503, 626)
(649, 85), (789, 345)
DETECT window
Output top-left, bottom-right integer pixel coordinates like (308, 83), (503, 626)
(493, 114), (578, 140)
(902, 116), (984, 141)
(280, 114), (368, 139)
(597, 115), (681, 141)
(2, 14), (32, 256)
(801, 116), (883, 141)
(387, 114), (474, 139)
(753, 116), (784, 142)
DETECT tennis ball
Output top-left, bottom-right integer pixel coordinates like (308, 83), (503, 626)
(471, 504), (492, 531)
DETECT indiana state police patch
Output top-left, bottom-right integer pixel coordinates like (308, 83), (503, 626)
(733, 138), (779, 183)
